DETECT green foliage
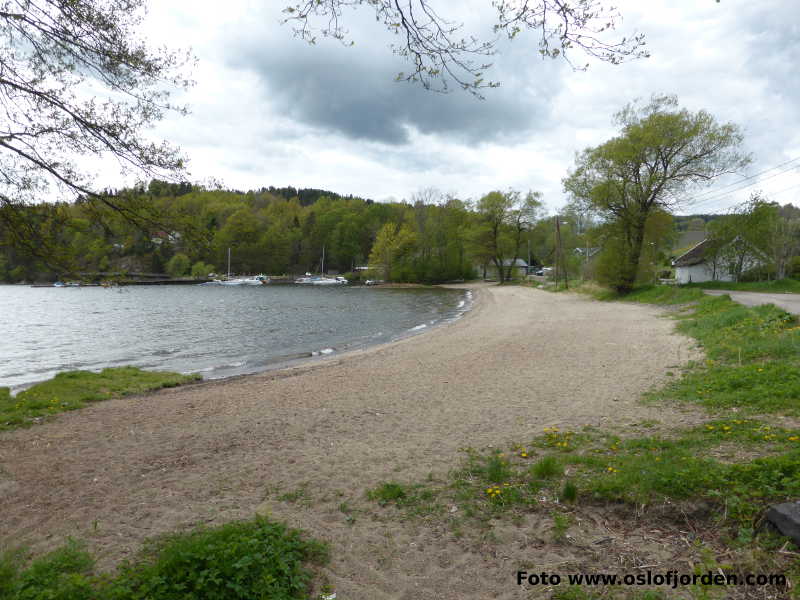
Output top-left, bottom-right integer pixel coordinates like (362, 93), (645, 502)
(3, 187), (479, 283)
(0, 541), (95, 600)
(0, 518), (328, 600)
(564, 94), (749, 292)
(190, 261), (215, 278)
(0, 367), (200, 431)
(165, 253), (190, 277)
(109, 518), (327, 599)
(612, 284), (705, 304)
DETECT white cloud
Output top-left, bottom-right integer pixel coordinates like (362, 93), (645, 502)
(121, 0), (800, 214)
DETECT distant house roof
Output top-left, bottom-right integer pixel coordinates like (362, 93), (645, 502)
(673, 230), (706, 252)
(501, 258), (528, 267)
(672, 239), (712, 267)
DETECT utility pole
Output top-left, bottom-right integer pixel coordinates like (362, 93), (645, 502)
(527, 239), (531, 276)
(555, 216), (568, 290)
(553, 215), (559, 286)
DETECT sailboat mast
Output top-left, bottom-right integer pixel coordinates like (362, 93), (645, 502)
(227, 247), (231, 278)
(321, 245), (325, 274)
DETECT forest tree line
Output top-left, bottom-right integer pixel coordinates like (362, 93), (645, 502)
(0, 183), (560, 284)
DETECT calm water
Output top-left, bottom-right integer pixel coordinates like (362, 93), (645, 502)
(0, 284), (471, 390)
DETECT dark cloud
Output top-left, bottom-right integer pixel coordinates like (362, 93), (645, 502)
(224, 12), (564, 145)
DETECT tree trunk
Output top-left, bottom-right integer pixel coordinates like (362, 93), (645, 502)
(616, 218), (646, 293)
(493, 257), (506, 283)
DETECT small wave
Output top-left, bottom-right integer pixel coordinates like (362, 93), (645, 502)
(311, 347), (334, 356)
(153, 347), (180, 356)
(457, 300), (465, 308)
(409, 324), (427, 331)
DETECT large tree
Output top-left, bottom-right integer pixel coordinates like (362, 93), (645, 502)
(0, 0), (190, 268)
(563, 94), (750, 292)
(471, 189), (541, 283)
(282, 0), (648, 95)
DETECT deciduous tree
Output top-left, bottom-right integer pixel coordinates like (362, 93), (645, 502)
(563, 94), (750, 293)
(0, 0), (191, 267)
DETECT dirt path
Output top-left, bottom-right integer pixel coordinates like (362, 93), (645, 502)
(0, 285), (705, 598)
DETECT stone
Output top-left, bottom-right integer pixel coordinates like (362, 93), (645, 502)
(764, 502), (800, 545)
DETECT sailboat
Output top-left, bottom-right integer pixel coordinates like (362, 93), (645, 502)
(294, 246), (347, 285)
(207, 248), (269, 285)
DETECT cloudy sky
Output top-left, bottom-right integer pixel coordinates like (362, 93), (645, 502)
(134, 0), (800, 215)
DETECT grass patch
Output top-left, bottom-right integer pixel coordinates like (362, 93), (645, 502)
(366, 481), (441, 516)
(375, 420), (800, 527)
(663, 361), (800, 414)
(605, 284), (706, 305)
(597, 286), (800, 415)
(0, 517), (327, 600)
(684, 278), (800, 294)
(0, 367), (200, 431)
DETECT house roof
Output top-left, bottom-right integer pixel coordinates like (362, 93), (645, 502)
(672, 238), (712, 267)
(673, 230), (706, 252)
(501, 258), (528, 267)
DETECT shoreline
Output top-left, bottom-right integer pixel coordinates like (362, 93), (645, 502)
(0, 285), (704, 598)
(3, 284), (475, 394)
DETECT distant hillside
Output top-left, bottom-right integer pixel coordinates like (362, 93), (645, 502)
(258, 186), (373, 207)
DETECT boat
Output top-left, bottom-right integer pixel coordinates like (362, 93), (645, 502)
(217, 275), (269, 286)
(205, 248), (269, 285)
(294, 246), (347, 285)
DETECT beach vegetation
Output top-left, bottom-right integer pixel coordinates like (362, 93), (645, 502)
(0, 367), (200, 431)
(0, 517), (328, 600)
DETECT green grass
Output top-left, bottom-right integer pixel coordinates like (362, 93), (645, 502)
(0, 517), (328, 600)
(0, 367), (200, 431)
(684, 278), (800, 293)
(369, 418), (800, 527)
(598, 284), (706, 304)
(366, 481), (441, 516)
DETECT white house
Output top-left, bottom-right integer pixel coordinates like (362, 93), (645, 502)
(479, 258), (529, 280)
(672, 238), (765, 284)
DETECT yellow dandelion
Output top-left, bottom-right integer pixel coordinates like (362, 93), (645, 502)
(788, 436), (799, 442)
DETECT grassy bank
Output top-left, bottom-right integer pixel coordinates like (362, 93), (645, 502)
(684, 278), (800, 294)
(0, 517), (328, 600)
(0, 367), (200, 431)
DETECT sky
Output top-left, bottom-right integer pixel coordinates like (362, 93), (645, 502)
(130, 0), (800, 215)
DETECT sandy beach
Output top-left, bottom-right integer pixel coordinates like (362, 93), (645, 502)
(0, 284), (706, 598)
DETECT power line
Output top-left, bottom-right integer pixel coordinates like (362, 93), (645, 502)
(688, 155), (800, 202)
(693, 178), (800, 215)
(689, 163), (800, 209)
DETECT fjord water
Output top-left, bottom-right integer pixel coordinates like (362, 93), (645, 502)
(0, 285), (470, 390)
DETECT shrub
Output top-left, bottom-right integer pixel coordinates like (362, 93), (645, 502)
(1, 518), (328, 600)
